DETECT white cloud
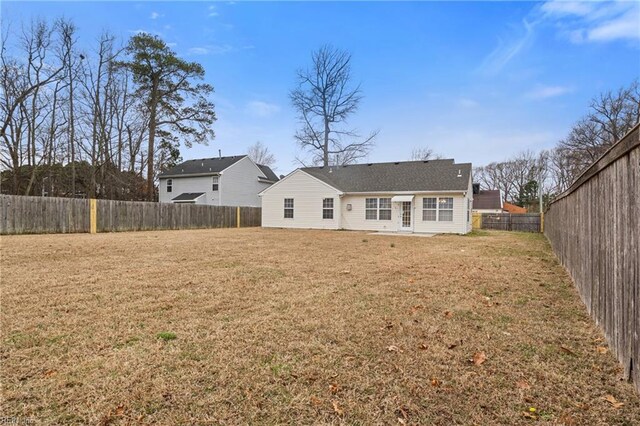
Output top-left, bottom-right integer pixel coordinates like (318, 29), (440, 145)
(479, 19), (536, 74)
(525, 85), (573, 100)
(587, 8), (640, 42)
(187, 47), (210, 55)
(542, 0), (640, 43)
(150, 11), (162, 20)
(208, 5), (219, 17)
(246, 101), (280, 118)
(458, 98), (479, 108)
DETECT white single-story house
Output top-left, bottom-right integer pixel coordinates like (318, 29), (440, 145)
(158, 155), (278, 207)
(471, 185), (504, 213)
(259, 159), (473, 234)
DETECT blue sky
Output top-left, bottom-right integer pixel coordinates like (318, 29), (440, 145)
(3, 1), (639, 174)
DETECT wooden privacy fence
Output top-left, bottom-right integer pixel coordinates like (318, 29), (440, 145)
(0, 195), (261, 235)
(544, 123), (639, 393)
(480, 213), (541, 233)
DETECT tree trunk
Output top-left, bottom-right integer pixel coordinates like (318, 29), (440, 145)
(323, 118), (330, 167)
(147, 77), (159, 201)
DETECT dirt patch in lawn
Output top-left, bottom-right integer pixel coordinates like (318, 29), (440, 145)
(1, 228), (638, 425)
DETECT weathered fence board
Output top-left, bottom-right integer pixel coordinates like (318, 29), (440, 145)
(544, 123), (639, 394)
(0, 195), (90, 234)
(0, 195), (261, 235)
(481, 213), (541, 232)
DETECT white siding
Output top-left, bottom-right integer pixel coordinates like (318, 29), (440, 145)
(261, 170), (341, 229)
(341, 193), (470, 234)
(413, 194), (467, 234)
(340, 194), (398, 231)
(158, 176), (221, 205)
(220, 156), (271, 207)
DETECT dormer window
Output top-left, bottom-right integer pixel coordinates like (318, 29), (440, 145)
(212, 176), (219, 191)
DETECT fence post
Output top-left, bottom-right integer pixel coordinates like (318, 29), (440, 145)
(540, 211), (544, 233)
(90, 199), (97, 234)
(236, 206), (240, 228)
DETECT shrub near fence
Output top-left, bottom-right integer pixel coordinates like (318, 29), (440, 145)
(0, 195), (261, 235)
(544, 123), (639, 393)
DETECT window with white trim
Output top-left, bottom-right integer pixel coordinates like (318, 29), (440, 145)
(166, 179), (173, 193)
(422, 197), (437, 221)
(284, 198), (294, 218)
(322, 198), (334, 219)
(379, 198), (392, 220)
(438, 197), (454, 221)
(212, 176), (219, 191)
(365, 198), (378, 220)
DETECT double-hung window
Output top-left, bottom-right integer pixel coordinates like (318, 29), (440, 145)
(212, 176), (219, 191)
(284, 198), (294, 218)
(422, 197), (454, 222)
(167, 179), (173, 193)
(365, 198), (378, 220)
(322, 198), (334, 219)
(378, 198), (392, 220)
(422, 197), (437, 221)
(438, 197), (454, 221)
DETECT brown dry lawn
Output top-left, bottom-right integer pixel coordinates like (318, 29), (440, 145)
(1, 228), (638, 425)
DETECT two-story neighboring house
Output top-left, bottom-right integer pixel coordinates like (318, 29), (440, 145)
(158, 155), (278, 207)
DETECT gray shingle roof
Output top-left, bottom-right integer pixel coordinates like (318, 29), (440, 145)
(257, 164), (279, 182)
(159, 155), (277, 182)
(472, 190), (502, 210)
(159, 156), (246, 177)
(171, 192), (205, 201)
(300, 159), (472, 193)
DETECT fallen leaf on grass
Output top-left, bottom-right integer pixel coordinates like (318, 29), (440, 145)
(431, 378), (441, 387)
(448, 343), (458, 350)
(332, 400), (344, 415)
(340, 270), (350, 274)
(43, 369), (57, 378)
(408, 278), (415, 284)
(560, 346), (577, 356)
(516, 380), (531, 390)
(309, 396), (322, 407)
(329, 383), (340, 394)
(410, 305), (424, 314)
(419, 343), (428, 350)
(603, 395), (624, 409)
(444, 310), (453, 318)
(596, 346), (608, 354)
(387, 345), (402, 353)
(523, 411), (538, 420)
(115, 404), (125, 416)
(470, 351), (487, 366)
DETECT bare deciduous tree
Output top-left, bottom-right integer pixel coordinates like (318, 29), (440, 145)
(409, 147), (441, 161)
(290, 45), (377, 167)
(247, 141), (275, 167)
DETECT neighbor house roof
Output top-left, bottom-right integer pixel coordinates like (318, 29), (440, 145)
(300, 159), (472, 193)
(257, 164), (279, 182)
(171, 192), (205, 202)
(472, 190), (502, 210)
(503, 201), (527, 214)
(159, 155), (277, 182)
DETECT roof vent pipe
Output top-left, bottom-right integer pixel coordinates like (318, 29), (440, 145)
(457, 169), (462, 177)
(218, 149), (222, 159)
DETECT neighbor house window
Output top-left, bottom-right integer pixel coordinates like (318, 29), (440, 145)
(284, 198), (294, 218)
(438, 197), (454, 221)
(365, 198), (378, 220)
(167, 179), (173, 193)
(422, 197), (437, 221)
(212, 176), (219, 191)
(322, 198), (334, 219)
(379, 198), (392, 220)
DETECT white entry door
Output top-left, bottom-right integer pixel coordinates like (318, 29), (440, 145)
(400, 201), (413, 231)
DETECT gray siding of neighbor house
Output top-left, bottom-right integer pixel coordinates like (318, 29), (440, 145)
(159, 156), (273, 207)
(219, 156), (273, 207)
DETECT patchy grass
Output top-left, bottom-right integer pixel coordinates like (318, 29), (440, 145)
(1, 228), (638, 425)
